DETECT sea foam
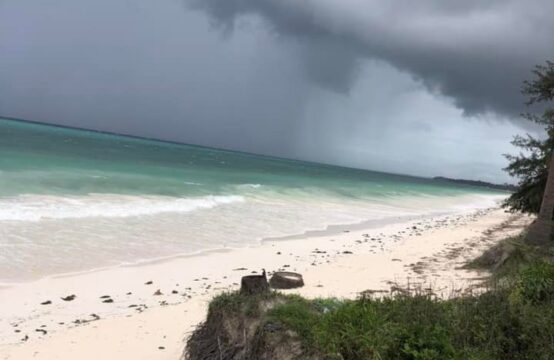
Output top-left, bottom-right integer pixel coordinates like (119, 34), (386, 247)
(0, 194), (244, 221)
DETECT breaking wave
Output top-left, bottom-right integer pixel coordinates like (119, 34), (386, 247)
(0, 194), (244, 221)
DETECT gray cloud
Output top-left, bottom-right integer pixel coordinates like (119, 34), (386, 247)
(0, 0), (542, 182)
(188, 0), (554, 118)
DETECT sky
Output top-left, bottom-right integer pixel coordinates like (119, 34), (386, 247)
(1, 0), (553, 183)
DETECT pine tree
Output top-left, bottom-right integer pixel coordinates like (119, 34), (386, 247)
(504, 61), (554, 244)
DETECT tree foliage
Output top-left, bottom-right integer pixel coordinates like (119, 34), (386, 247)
(503, 61), (554, 214)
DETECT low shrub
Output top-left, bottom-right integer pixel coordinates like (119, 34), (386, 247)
(513, 260), (554, 304)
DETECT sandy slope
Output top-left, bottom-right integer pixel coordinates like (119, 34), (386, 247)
(0, 207), (530, 360)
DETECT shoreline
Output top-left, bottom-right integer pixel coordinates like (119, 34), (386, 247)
(0, 193), (501, 286)
(0, 206), (531, 360)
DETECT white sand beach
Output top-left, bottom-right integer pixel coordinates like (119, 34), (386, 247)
(0, 205), (530, 360)
(0, 206), (531, 360)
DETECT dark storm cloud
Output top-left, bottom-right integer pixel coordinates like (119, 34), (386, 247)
(188, 0), (554, 118)
(0, 0), (541, 182)
(0, 0), (311, 156)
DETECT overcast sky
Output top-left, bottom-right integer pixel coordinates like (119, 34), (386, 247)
(1, 0), (553, 183)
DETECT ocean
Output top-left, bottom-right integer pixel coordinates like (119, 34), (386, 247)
(0, 117), (503, 282)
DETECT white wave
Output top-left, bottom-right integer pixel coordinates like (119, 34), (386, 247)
(183, 181), (203, 186)
(238, 183), (262, 189)
(0, 194), (244, 221)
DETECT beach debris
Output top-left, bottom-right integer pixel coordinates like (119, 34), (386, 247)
(233, 267), (248, 271)
(21, 335), (29, 342)
(40, 300), (52, 305)
(342, 251), (353, 254)
(240, 270), (269, 295)
(172, 290), (178, 294)
(145, 281), (153, 285)
(100, 295), (111, 299)
(102, 298), (114, 303)
(153, 289), (163, 296)
(35, 328), (47, 335)
(158, 346), (165, 350)
(269, 271), (304, 290)
(61, 294), (76, 301)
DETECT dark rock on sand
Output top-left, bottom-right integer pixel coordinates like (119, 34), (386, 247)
(240, 271), (269, 296)
(269, 272), (304, 289)
(61, 295), (76, 301)
(40, 300), (52, 305)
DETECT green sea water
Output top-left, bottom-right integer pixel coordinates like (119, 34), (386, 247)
(0, 117), (503, 281)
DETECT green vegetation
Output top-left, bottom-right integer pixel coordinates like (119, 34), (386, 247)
(267, 278), (554, 359)
(503, 61), (554, 214)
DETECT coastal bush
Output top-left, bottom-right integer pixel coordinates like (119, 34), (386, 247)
(512, 260), (554, 304)
(264, 281), (554, 359)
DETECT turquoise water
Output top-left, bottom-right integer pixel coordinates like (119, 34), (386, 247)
(0, 117), (502, 281)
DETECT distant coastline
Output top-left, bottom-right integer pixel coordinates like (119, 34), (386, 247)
(433, 176), (516, 192)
